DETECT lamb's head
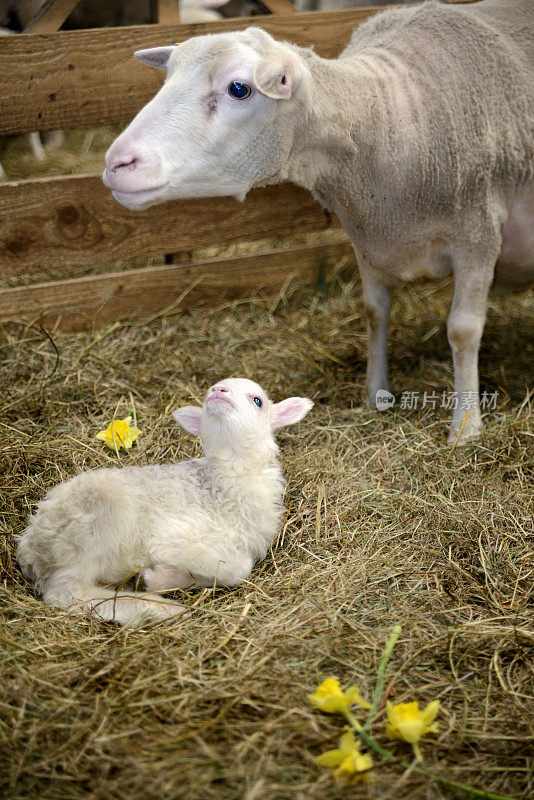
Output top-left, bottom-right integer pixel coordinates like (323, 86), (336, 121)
(103, 28), (312, 209)
(173, 377), (313, 461)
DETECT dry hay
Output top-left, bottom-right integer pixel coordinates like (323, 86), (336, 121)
(0, 128), (119, 183)
(0, 268), (532, 800)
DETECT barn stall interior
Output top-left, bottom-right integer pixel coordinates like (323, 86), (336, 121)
(0, 2), (533, 799)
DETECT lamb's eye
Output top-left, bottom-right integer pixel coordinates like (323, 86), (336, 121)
(253, 397), (263, 408)
(228, 81), (252, 100)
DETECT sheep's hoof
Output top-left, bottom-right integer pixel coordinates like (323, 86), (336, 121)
(447, 420), (483, 446)
(366, 387), (395, 412)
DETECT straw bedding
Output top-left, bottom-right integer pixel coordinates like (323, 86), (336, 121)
(0, 125), (532, 799)
(1, 264), (532, 799)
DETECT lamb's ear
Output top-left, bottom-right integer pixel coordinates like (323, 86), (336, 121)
(134, 46), (174, 70)
(173, 406), (202, 435)
(271, 397), (313, 430)
(253, 48), (309, 100)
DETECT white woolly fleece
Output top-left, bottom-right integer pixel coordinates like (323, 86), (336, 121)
(17, 378), (312, 627)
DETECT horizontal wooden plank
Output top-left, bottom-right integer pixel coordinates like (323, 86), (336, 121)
(0, 8), (382, 135)
(0, 238), (354, 331)
(0, 173), (340, 276)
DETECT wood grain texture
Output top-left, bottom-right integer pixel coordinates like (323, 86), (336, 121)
(157, 0), (181, 24)
(24, 0), (81, 33)
(0, 239), (354, 331)
(0, 8), (380, 135)
(259, 0), (297, 15)
(0, 173), (340, 276)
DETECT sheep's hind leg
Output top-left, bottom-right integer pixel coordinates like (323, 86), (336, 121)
(447, 233), (499, 445)
(43, 578), (185, 626)
(28, 132), (46, 162)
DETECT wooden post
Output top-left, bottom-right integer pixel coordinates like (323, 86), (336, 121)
(157, 0), (181, 24)
(260, 0), (297, 15)
(24, 0), (82, 33)
(158, 1), (182, 262)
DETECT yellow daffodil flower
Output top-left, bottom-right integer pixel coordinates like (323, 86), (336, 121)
(385, 699), (440, 744)
(316, 730), (373, 782)
(96, 416), (142, 451)
(308, 678), (371, 714)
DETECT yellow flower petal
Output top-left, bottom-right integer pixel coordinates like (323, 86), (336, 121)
(397, 717), (425, 744)
(355, 752), (374, 772)
(316, 749), (343, 768)
(95, 416), (142, 451)
(385, 699), (440, 743)
(339, 730), (358, 755)
(421, 699), (440, 726)
(344, 686), (372, 710)
(308, 679), (370, 714)
(338, 754), (357, 774)
(316, 678), (344, 698)
(317, 729), (373, 784)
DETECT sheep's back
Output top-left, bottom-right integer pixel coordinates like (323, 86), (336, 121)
(336, 0), (533, 219)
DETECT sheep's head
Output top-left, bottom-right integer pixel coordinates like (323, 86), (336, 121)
(103, 28), (312, 209)
(173, 377), (313, 461)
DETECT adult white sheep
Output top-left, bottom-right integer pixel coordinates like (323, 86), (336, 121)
(103, 0), (534, 444)
(17, 378), (313, 626)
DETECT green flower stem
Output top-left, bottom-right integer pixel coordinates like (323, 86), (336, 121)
(365, 624), (402, 730)
(412, 742), (423, 763)
(342, 710), (518, 800)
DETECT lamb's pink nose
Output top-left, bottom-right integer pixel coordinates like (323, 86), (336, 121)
(211, 386), (230, 398)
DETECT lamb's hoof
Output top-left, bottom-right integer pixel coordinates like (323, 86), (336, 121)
(155, 602), (186, 620)
(141, 600), (186, 624)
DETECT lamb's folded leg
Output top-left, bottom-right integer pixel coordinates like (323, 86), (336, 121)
(189, 552), (254, 588)
(151, 545), (254, 589)
(141, 565), (194, 592)
(42, 576), (185, 626)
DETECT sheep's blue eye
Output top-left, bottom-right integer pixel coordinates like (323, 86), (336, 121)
(228, 81), (252, 100)
(253, 397), (262, 408)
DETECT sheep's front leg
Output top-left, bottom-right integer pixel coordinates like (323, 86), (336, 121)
(447, 241), (498, 444)
(359, 260), (392, 403)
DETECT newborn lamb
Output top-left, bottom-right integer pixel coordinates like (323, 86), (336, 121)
(17, 378), (312, 626)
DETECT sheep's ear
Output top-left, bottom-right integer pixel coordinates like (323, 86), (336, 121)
(134, 46), (174, 70)
(271, 397), (313, 430)
(173, 406), (202, 435)
(253, 48), (308, 100)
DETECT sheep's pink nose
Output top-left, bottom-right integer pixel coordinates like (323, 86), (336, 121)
(106, 153), (140, 173)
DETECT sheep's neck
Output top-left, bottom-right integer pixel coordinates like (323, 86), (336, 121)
(204, 448), (280, 478)
(281, 51), (404, 243)
(281, 55), (372, 191)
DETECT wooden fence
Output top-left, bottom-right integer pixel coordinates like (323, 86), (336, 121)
(0, 2), (473, 331)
